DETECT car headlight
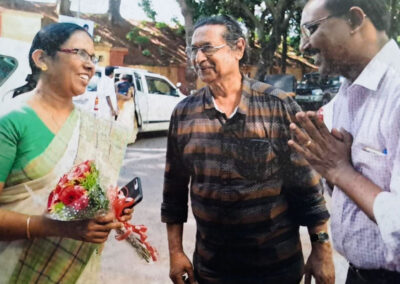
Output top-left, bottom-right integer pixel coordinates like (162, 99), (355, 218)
(312, 89), (323, 96)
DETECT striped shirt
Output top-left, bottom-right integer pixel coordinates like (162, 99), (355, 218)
(161, 77), (329, 283)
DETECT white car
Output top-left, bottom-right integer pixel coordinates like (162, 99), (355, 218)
(74, 66), (186, 133)
(0, 37), (31, 102)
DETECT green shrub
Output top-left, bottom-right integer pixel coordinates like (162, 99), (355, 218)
(134, 35), (150, 46)
(155, 22), (169, 30)
(142, 49), (151, 57)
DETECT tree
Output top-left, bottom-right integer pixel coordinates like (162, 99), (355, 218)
(176, 0), (197, 92)
(108, 0), (122, 25)
(387, 0), (400, 41)
(139, 0), (157, 22)
(57, 0), (72, 16)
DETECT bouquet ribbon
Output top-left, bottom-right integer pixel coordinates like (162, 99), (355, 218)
(112, 193), (158, 262)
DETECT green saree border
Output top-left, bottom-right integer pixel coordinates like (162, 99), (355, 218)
(6, 109), (79, 186)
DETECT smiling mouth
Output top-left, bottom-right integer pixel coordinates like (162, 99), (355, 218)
(79, 74), (90, 82)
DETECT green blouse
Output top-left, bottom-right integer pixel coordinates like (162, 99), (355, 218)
(0, 105), (54, 184)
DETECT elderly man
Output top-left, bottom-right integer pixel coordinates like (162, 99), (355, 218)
(289, 0), (400, 283)
(161, 15), (334, 284)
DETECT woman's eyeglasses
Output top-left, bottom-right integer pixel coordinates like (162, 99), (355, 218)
(58, 48), (97, 64)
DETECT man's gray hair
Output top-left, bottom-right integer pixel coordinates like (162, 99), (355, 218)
(193, 15), (248, 65)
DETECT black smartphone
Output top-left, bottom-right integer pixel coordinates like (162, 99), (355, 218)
(120, 177), (143, 208)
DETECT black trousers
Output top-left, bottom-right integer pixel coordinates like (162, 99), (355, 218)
(346, 263), (400, 284)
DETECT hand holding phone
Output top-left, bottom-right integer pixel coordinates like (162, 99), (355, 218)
(120, 177), (143, 208)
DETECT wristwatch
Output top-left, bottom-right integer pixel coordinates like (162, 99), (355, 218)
(310, 231), (329, 243)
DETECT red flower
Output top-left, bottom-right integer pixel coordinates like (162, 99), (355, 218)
(47, 191), (60, 212)
(70, 193), (89, 210)
(59, 185), (87, 206)
(67, 160), (92, 181)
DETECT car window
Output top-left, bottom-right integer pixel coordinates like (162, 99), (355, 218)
(0, 55), (18, 87)
(87, 71), (101, 92)
(134, 72), (143, 92)
(145, 76), (174, 96)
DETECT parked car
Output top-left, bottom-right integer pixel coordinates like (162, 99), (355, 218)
(263, 74), (297, 94)
(74, 66), (186, 134)
(0, 37), (31, 102)
(295, 72), (342, 110)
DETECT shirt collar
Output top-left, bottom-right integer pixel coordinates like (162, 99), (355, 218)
(351, 39), (398, 92)
(203, 75), (251, 117)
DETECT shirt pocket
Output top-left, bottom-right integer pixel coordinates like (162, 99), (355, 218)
(352, 144), (390, 190)
(232, 138), (276, 181)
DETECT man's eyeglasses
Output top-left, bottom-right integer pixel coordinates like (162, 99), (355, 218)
(301, 14), (336, 39)
(186, 44), (226, 59)
(58, 48), (97, 64)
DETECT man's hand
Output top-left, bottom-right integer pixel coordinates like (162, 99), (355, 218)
(169, 251), (196, 284)
(304, 242), (335, 284)
(288, 111), (354, 185)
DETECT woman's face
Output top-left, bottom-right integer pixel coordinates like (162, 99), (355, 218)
(45, 31), (95, 97)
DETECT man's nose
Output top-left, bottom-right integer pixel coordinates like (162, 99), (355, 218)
(194, 49), (207, 63)
(299, 36), (310, 54)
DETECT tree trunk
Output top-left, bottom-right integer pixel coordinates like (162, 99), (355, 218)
(108, 0), (122, 25)
(58, 0), (72, 16)
(281, 29), (288, 74)
(176, 0), (197, 93)
(389, 0), (398, 39)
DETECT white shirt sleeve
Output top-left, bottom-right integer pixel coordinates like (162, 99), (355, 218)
(373, 135), (400, 264)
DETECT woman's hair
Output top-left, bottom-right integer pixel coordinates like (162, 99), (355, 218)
(13, 22), (89, 97)
(193, 15), (248, 66)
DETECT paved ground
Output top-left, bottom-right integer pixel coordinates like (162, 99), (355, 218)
(100, 133), (348, 283)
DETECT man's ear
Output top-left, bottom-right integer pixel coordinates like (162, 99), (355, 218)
(31, 49), (48, 70)
(347, 6), (367, 33)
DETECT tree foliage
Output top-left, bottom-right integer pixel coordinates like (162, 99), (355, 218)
(139, 0), (157, 22)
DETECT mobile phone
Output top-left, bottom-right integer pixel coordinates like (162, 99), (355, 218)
(120, 177), (143, 208)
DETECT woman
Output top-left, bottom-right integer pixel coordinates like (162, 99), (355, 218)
(116, 73), (137, 143)
(0, 23), (132, 283)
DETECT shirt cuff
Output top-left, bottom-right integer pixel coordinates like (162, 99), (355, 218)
(373, 191), (400, 256)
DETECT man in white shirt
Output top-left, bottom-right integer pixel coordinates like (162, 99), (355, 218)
(96, 66), (118, 120)
(289, 0), (400, 283)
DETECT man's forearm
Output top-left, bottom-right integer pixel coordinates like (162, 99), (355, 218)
(167, 223), (184, 255)
(106, 96), (116, 112)
(332, 166), (382, 222)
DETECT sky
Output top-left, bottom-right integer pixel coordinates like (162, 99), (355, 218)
(29, 0), (184, 25)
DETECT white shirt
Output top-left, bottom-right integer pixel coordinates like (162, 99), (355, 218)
(330, 40), (400, 271)
(96, 75), (118, 120)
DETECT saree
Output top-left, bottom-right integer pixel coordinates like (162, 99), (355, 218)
(0, 106), (127, 284)
(117, 98), (137, 144)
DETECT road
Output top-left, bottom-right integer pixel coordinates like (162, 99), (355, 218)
(100, 133), (348, 284)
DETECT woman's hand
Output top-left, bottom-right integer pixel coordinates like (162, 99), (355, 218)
(119, 208), (133, 222)
(67, 212), (123, 244)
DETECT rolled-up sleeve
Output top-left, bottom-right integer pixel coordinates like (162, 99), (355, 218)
(161, 109), (190, 223)
(373, 141), (400, 264)
(280, 95), (330, 227)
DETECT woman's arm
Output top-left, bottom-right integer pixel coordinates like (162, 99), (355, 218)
(0, 182), (130, 243)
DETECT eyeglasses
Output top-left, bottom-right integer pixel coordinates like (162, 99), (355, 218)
(186, 44), (227, 59)
(58, 48), (96, 64)
(301, 14), (336, 39)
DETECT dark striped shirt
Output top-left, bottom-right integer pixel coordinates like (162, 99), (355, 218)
(161, 77), (329, 283)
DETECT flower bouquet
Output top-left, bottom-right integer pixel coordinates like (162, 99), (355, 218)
(47, 160), (108, 220)
(46, 160), (158, 262)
